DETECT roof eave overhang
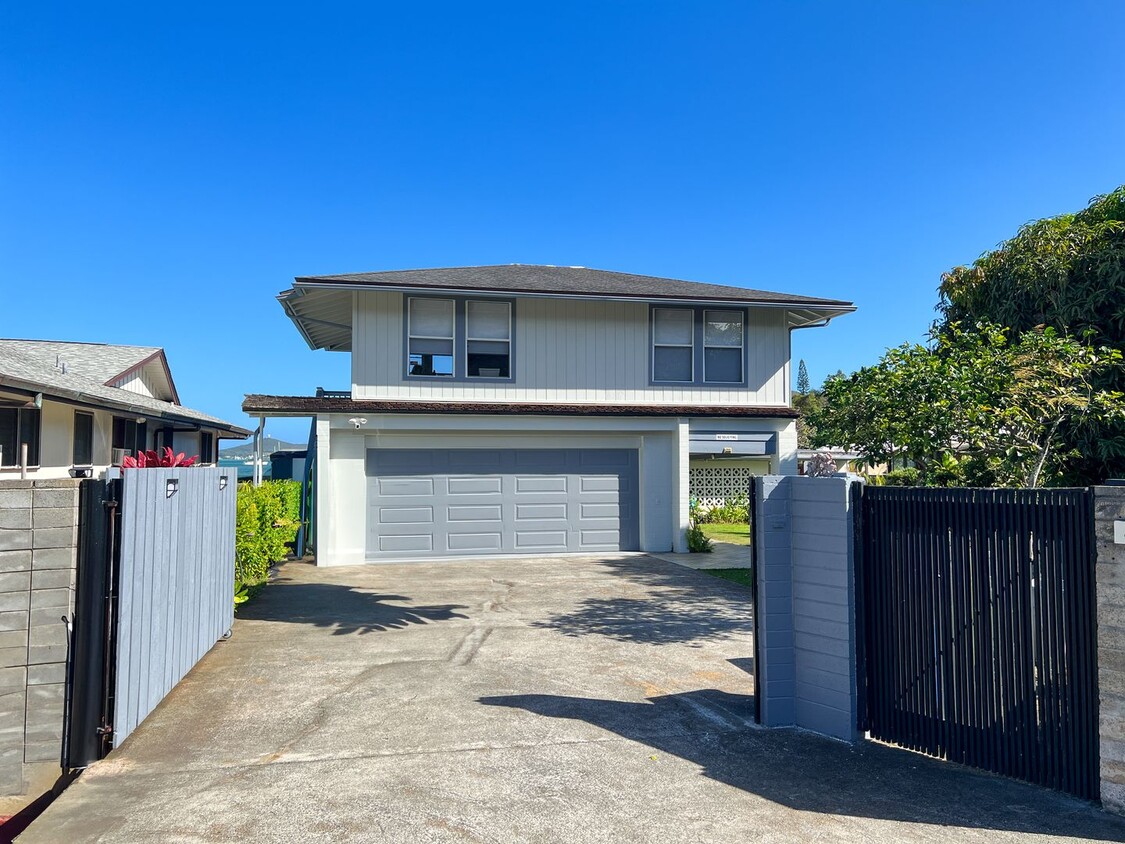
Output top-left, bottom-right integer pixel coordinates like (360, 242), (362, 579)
(0, 376), (252, 438)
(241, 394), (800, 420)
(279, 281), (855, 350)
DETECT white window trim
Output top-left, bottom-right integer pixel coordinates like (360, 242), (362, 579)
(651, 307), (695, 384)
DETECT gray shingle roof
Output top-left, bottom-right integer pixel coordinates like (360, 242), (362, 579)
(0, 339), (159, 383)
(281, 264), (855, 351)
(295, 264), (853, 307)
(0, 340), (250, 436)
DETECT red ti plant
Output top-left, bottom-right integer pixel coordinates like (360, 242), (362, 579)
(122, 447), (199, 469)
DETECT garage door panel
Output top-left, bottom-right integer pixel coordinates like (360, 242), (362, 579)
(447, 477), (503, 495)
(378, 478), (434, 496)
(514, 531), (569, 550)
(367, 448), (639, 560)
(379, 506), (434, 524)
(580, 530), (620, 547)
(580, 502), (618, 519)
(371, 451), (434, 473)
(449, 451), (504, 471)
(447, 532), (503, 551)
(514, 450), (569, 469)
(447, 505), (503, 522)
(580, 476), (619, 492)
(515, 476), (568, 493)
(379, 535), (434, 553)
(515, 503), (568, 520)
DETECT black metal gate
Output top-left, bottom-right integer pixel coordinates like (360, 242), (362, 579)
(855, 486), (1098, 799)
(65, 477), (121, 768)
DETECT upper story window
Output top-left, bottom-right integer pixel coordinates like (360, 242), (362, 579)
(651, 305), (747, 386)
(652, 308), (694, 383)
(466, 300), (511, 378)
(703, 310), (745, 383)
(0, 407), (41, 467)
(408, 298), (455, 377)
(407, 296), (513, 380)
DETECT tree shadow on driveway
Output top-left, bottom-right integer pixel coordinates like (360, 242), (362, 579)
(479, 689), (1125, 841)
(529, 555), (755, 646)
(238, 581), (469, 635)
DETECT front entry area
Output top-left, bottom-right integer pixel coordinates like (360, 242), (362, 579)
(366, 447), (640, 560)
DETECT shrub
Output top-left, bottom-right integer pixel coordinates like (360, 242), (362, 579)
(234, 480), (305, 607)
(696, 495), (750, 524)
(122, 447), (198, 468)
(235, 485), (268, 585)
(686, 523), (713, 553)
(883, 468), (923, 487)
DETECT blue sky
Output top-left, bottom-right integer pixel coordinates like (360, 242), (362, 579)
(2, 2), (1123, 443)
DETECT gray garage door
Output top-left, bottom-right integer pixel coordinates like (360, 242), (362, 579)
(366, 448), (639, 559)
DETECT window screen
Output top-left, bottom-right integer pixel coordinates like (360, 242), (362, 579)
(704, 310), (744, 383)
(408, 298), (455, 376)
(653, 308), (694, 382)
(466, 300), (511, 378)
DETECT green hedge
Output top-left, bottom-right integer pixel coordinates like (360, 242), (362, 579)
(235, 480), (302, 596)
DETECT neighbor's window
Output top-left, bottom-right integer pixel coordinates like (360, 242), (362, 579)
(112, 417), (146, 457)
(200, 432), (215, 464)
(407, 298), (455, 377)
(73, 411), (94, 466)
(0, 407), (41, 467)
(652, 308), (694, 382)
(703, 310), (744, 383)
(466, 300), (511, 378)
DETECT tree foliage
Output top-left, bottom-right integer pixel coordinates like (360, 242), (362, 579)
(810, 324), (1125, 487)
(797, 359), (810, 394)
(792, 388), (825, 449)
(938, 185), (1125, 481)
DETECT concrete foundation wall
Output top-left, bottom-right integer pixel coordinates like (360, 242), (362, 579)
(755, 475), (857, 742)
(0, 478), (79, 797)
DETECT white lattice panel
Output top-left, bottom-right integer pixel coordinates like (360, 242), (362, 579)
(690, 465), (752, 508)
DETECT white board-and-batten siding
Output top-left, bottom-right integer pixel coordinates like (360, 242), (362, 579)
(111, 364), (162, 399)
(351, 290), (791, 405)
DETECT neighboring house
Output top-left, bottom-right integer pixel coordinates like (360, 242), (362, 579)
(243, 265), (854, 563)
(0, 340), (251, 479)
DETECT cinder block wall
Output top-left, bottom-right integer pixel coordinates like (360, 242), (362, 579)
(755, 475), (858, 742)
(0, 479), (79, 797)
(1095, 485), (1125, 814)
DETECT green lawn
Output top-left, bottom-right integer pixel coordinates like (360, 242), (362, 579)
(701, 568), (754, 589)
(700, 523), (751, 545)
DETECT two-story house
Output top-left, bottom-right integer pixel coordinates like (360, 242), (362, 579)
(243, 265), (854, 565)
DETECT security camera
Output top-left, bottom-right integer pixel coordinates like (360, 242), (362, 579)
(349, 417), (368, 429)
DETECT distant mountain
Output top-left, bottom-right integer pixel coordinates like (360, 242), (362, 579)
(220, 437), (303, 459)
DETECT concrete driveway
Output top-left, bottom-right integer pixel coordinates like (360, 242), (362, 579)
(21, 555), (1125, 843)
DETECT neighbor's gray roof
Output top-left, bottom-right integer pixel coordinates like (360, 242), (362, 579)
(0, 340), (251, 436)
(280, 264), (856, 351)
(0, 339), (160, 384)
